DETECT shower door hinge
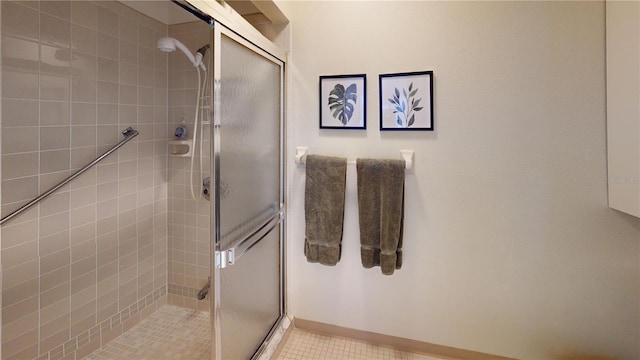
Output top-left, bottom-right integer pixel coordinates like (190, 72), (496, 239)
(215, 249), (235, 269)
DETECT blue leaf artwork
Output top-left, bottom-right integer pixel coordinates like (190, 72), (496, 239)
(388, 82), (424, 128)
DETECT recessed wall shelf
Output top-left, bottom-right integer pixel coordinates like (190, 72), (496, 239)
(169, 140), (192, 157)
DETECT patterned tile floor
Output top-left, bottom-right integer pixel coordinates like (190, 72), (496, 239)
(84, 305), (210, 360)
(275, 329), (446, 360)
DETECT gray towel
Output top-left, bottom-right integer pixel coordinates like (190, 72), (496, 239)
(356, 159), (405, 275)
(304, 155), (347, 266)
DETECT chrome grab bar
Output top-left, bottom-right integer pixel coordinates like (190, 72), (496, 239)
(216, 205), (284, 268)
(0, 127), (139, 226)
(197, 277), (211, 300)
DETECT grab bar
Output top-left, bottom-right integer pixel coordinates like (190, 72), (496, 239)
(0, 127), (139, 226)
(216, 205), (284, 268)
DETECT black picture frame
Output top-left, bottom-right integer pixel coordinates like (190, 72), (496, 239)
(319, 74), (367, 129)
(379, 71), (434, 131)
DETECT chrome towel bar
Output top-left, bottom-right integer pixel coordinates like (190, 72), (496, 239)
(0, 127), (139, 226)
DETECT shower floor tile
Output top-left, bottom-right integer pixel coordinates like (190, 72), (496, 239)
(84, 305), (210, 360)
(274, 329), (447, 360)
(83, 306), (445, 360)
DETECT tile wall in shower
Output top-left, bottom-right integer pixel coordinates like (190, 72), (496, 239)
(166, 21), (211, 312)
(0, 1), (169, 359)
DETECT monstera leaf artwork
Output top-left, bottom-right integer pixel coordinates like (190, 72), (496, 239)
(319, 74), (366, 129)
(328, 83), (358, 126)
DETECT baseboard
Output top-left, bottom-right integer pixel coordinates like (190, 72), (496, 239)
(292, 318), (516, 360)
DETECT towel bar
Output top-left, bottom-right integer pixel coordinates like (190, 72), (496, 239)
(294, 147), (414, 171)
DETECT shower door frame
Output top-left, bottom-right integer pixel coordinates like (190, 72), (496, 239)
(209, 19), (287, 360)
(168, 3), (287, 358)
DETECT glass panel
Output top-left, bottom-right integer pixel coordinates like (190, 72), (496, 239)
(219, 224), (281, 360)
(215, 30), (283, 360)
(218, 33), (281, 250)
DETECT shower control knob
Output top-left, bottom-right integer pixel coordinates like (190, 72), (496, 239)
(202, 177), (211, 201)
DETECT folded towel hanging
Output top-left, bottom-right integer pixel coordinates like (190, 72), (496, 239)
(356, 158), (405, 275)
(304, 155), (347, 266)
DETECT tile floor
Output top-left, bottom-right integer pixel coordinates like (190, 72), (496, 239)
(84, 305), (210, 360)
(83, 305), (443, 360)
(274, 329), (446, 360)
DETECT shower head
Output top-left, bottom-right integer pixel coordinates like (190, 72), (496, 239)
(157, 37), (206, 71)
(156, 37), (178, 53)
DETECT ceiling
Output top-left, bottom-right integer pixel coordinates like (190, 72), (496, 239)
(119, 0), (263, 25)
(119, 1), (196, 25)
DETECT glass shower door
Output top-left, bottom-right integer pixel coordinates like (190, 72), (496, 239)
(210, 24), (285, 360)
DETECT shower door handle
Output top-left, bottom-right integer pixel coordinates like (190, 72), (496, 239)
(215, 205), (284, 268)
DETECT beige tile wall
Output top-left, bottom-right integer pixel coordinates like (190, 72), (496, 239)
(0, 1), (169, 359)
(166, 21), (211, 312)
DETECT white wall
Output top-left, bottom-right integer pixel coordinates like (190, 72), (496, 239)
(280, 1), (640, 359)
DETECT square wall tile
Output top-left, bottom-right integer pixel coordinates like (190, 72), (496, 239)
(2, 152), (38, 180)
(40, 44), (71, 76)
(72, 24), (97, 55)
(71, 78), (97, 102)
(40, 1), (71, 21)
(40, 149), (71, 174)
(71, 1), (97, 30)
(71, 52), (97, 79)
(71, 102), (97, 125)
(41, 74), (71, 101)
(97, 33), (118, 60)
(40, 126), (71, 151)
(41, 101), (71, 126)
(2, 176), (38, 204)
(1, 2), (39, 40)
(2, 36), (39, 74)
(97, 58), (119, 83)
(2, 99), (39, 127)
(71, 126), (97, 148)
(97, 6), (118, 36)
(40, 13), (71, 48)
(3, 71), (39, 99)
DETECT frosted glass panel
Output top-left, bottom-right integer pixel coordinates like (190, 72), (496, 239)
(220, 225), (281, 360)
(218, 34), (281, 250)
(215, 31), (283, 360)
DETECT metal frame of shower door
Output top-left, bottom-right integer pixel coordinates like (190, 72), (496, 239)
(209, 22), (286, 360)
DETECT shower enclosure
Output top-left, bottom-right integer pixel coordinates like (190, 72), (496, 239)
(0, 0), (286, 359)
(200, 5), (287, 360)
